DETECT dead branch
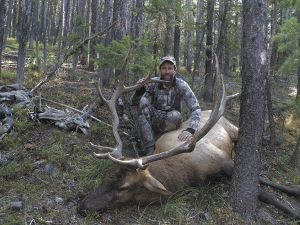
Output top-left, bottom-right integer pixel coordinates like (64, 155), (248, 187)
(30, 20), (119, 94)
(39, 97), (111, 127)
(260, 177), (300, 197)
(259, 187), (300, 220)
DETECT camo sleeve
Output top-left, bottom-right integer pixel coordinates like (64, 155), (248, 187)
(130, 83), (155, 106)
(181, 80), (202, 131)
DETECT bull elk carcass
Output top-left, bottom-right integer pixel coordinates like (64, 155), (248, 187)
(78, 52), (300, 220)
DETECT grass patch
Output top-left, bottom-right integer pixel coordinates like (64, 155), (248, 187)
(12, 106), (35, 133)
(0, 70), (17, 84)
(78, 159), (112, 191)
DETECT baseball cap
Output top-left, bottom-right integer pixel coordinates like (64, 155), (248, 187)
(159, 56), (177, 70)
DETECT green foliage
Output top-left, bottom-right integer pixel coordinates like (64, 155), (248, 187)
(61, 14), (90, 52)
(93, 35), (155, 79)
(274, 17), (300, 75)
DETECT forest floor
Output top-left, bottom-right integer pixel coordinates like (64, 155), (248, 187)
(0, 55), (300, 225)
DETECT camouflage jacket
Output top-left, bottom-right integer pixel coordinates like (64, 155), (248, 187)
(132, 76), (201, 131)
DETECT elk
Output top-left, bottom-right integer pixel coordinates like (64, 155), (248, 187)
(78, 52), (300, 220)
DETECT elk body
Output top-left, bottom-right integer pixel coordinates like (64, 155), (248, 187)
(77, 111), (238, 214)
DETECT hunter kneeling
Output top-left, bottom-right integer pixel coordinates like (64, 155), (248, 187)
(131, 56), (202, 156)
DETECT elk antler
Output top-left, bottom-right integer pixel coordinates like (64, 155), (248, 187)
(107, 54), (239, 169)
(91, 49), (169, 160)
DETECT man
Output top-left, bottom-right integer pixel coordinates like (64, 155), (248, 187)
(131, 56), (202, 156)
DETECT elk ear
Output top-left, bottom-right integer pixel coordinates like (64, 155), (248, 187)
(140, 170), (172, 195)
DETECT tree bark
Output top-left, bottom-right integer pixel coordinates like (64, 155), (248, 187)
(174, 13), (180, 72)
(112, 0), (128, 83)
(186, 0), (193, 74)
(12, 0), (17, 38)
(164, 9), (173, 56)
(56, 0), (64, 63)
(135, 0), (144, 40)
(228, 0), (267, 222)
(203, 0), (214, 102)
(99, 0), (113, 88)
(62, 0), (71, 51)
(215, 0), (231, 68)
(88, 0), (99, 71)
(297, 10), (300, 101)
(16, 0), (32, 85)
(41, 0), (48, 68)
(0, 0), (7, 78)
(3, 0), (13, 49)
(266, 1), (278, 149)
(192, 0), (204, 87)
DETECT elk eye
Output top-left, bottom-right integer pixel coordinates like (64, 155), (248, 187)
(120, 186), (130, 192)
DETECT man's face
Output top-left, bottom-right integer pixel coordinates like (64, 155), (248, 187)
(160, 62), (176, 82)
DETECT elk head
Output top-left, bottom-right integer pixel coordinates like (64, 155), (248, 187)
(77, 52), (238, 215)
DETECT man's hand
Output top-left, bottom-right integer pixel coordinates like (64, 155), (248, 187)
(137, 78), (148, 89)
(178, 130), (193, 142)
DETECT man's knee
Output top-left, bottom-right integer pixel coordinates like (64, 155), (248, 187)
(164, 110), (183, 132)
(138, 97), (151, 115)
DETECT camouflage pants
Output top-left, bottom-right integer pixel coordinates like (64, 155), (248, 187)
(137, 97), (183, 148)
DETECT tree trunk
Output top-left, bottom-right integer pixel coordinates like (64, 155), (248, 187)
(3, 0), (13, 49)
(135, 0), (144, 40)
(192, 0), (204, 87)
(228, 0), (267, 222)
(297, 10), (300, 101)
(173, 13), (180, 72)
(164, 9), (173, 56)
(16, 0), (32, 85)
(88, 0), (98, 71)
(215, 0), (231, 67)
(56, 0), (64, 63)
(203, 0), (214, 102)
(112, 0), (128, 83)
(41, 0), (48, 68)
(266, 1), (278, 149)
(186, 0), (193, 74)
(0, 0), (7, 78)
(12, 0), (17, 38)
(100, 0), (113, 88)
(32, 0), (41, 73)
(62, 0), (71, 50)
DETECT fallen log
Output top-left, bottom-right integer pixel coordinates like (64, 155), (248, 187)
(39, 97), (111, 127)
(259, 187), (300, 220)
(260, 177), (300, 197)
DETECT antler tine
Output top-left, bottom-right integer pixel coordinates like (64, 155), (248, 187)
(112, 54), (239, 169)
(91, 48), (133, 160)
(124, 59), (158, 93)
